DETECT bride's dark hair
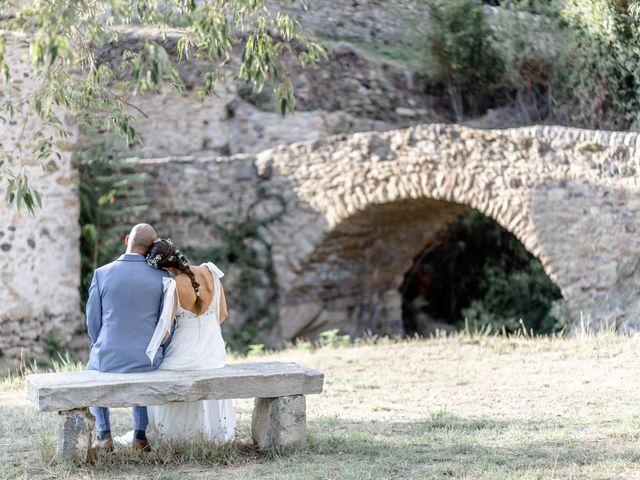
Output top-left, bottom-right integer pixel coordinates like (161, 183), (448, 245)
(146, 238), (200, 297)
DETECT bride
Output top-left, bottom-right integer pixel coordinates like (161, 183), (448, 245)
(119, 238), (235, 445)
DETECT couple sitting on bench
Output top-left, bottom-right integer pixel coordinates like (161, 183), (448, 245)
(86, 223), (234, 452)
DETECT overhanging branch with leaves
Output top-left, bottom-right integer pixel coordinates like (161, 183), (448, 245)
(0, 0), (325, 213)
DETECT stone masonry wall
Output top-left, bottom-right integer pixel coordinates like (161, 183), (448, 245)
(271, 0), (419, 45)
(0, 2), (597, 367)
(0, 0), (443, 366)
(120, 40), (430, 160)
(3, 112), (639, 365)
(0, 43), (81, 369)
(138, 124), (640, 345)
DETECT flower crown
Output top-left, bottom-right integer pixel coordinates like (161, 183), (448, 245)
(146, 253), (163, 269)
(145, 238), (178, 269)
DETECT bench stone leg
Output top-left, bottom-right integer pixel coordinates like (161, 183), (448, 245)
(56, 408), (95, 463)
(251, 395), (306, 449)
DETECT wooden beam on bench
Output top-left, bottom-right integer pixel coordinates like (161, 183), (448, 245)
(27, 362), (324, 412)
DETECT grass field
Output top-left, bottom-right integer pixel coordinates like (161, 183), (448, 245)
(3, 332), (640, 479)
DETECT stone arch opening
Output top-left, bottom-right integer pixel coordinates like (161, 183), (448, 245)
(400, 208), (563, 337)
(281, 196), (564, 341)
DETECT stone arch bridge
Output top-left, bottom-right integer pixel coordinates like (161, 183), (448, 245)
(140, 124), (640, 342)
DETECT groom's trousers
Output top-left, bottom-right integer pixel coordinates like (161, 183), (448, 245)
(90, 406), (149, 434)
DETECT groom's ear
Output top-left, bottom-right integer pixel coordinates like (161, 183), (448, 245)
(124, 234), (130, 247)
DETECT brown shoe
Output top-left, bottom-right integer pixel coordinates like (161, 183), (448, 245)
(92, 435), (114, 453)
(132, 438), (151, 452)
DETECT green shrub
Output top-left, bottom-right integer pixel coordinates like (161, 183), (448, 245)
(461, 259), (564, 333)
(40, 329), (71, 360)
(77, 130), (150, 309)
(413, 0), (640, 130)
(222, 322), (262, 355)
(417, 0), (506, 120)
(247, 343), (266, 357)
(318, 329), (351, 348)
(552, 0), (640, 130)
(491, 0), (640, 130)
(402, 209), (563, 336)
(490, 2), (564, 122)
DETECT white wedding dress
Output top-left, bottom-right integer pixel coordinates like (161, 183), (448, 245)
(116, 262), (235, 446)
(148, 262), (235, 443)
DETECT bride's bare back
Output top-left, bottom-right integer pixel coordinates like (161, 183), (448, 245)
(175, 265), (228, 321)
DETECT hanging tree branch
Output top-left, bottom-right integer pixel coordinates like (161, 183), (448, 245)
(0, 0), (326, 214)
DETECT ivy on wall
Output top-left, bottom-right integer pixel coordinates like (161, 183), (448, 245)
(77, 130), (150, 310)
(179, 189), (286, 353)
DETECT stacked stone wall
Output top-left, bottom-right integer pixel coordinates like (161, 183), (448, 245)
(270, 0), (419, 45)
(4, 117), (640, 366)
(0, 43), (81, 369)
(3, 2), (627, 367)
(138, 125), (640, 344)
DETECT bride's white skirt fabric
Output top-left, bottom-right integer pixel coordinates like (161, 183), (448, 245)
(148, 397), (235, 443)
(114, 398), (235, 446)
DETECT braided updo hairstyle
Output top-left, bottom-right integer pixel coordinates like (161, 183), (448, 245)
(146, 239), (201, 297)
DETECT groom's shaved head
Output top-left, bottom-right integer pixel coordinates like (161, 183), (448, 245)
(127, 223), (158, 253)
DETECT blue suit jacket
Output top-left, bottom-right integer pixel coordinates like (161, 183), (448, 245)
(86, 253), (170, 373)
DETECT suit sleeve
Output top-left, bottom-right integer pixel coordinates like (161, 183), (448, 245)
(86, 271), (102, 345)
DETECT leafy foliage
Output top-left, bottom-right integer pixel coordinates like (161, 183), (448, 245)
(318, 329), (351, 348)
(553, 0), (640, 130)
(40, 329), (72, 361)
(490, 2), (563, 122)
(402, 209), (563, 336)
(415, 0), (640, 129)
(417, 0), (506, 120)
(0, 0), (325, 212)
(78, 129), (150, 309)
(461, 260), (563, 333)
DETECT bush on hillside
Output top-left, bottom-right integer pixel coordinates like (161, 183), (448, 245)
(416, 0), (640, 130)
(554, 0), (640, 130)
(417, 0), (506, 121)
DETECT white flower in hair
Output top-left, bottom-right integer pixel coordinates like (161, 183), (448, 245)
(146, 253), (163, 268)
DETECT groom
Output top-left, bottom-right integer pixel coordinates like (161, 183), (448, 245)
(86, 223), (170, 451)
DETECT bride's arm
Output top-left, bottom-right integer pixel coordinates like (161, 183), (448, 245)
(219, 284), (228, 324)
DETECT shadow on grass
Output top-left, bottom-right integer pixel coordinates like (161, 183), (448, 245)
(3, 406), (640, 479)
(304, 414), (640, 477)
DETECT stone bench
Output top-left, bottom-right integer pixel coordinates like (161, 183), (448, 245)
(26, 361), (324, 462)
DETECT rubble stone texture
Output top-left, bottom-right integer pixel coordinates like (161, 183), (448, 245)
(4, 118), (640, 362)
(3, 0), (640, 360)
(0, 41), (81, 368)
(0, 1), (444, 365)
(251, 395), (307, 449)
(56, 408), (95, 463)
(140, 125), (640, 341)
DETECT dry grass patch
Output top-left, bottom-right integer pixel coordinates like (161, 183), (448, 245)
(3, 333), (640, 478)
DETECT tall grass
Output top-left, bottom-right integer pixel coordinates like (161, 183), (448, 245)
(1, 351), (84, 390)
